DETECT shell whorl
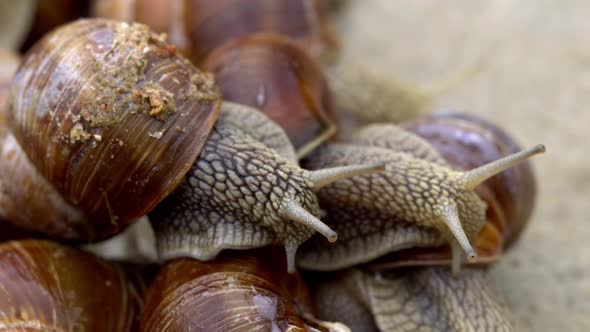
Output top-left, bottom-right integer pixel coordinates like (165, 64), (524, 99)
(5, 19), (222, 241)
(0, 240), (144, 331)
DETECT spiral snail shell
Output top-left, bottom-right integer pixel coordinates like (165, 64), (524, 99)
(142, 249), (349, 332)
(0, 239), (144, 331)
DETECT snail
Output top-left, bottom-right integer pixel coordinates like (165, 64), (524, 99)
(141, 249), (349, 332)
(1, 18), (382, 273)
(298, 113), (543, 274)
(296, 111), (542, 331)
(91, 0), (339, 64)
(0, 239), (145, 331)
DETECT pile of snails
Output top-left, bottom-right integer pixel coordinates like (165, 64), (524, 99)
(0, 1), (545, 331)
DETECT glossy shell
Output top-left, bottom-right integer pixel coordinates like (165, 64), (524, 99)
(142, 249), (323, 332)
(92, 0), (338, 63)
(0, 239), (143, 331)
(368, 112), (537, 269)
(6, 19), (221, 241)
(201, 33), (336, 155)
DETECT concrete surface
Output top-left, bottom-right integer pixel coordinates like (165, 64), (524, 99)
(334, 1), (588, 331)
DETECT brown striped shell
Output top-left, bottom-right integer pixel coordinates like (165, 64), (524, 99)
(4, 19), (221, 241)
(0, 239), (144, 331)
(141, 249), (347, 332)
(92, 0), (339, 63)
(0, 50), (87, 241)
(366, 112), (537, 269)
(0, 50), (40, 242)
(200, 33), (336, 157)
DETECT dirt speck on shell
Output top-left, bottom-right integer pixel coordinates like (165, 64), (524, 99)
(68, 22), (184, 144)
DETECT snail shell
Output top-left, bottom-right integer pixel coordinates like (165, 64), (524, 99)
(200, 33), (336, 158)
(92, 0), (338, 63)
(141, 249), (349, 331)
(0, 239), (144, 331)
(0, 50), (43, 241)
(4, 19), (221, 241)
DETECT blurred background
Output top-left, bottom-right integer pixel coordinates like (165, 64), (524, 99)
(333, 1), (587, 331)
(0, 1), (586, 331)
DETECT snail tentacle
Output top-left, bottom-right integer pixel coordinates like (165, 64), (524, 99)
(458, 144), (546, 190)
(282, 200), (337, 243)
(296, 122), (337, 159)
(437, 202), (478, 276)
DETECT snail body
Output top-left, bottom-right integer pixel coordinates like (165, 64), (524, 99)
(2, 19), (381, 272)
(310, 268), (513, 332)
(0, 239), (144, 331)
(299, 117), (543, 274)
(365, 112), (537, 269)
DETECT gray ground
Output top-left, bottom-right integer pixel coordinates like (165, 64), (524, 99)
(334, 1), (588, 331)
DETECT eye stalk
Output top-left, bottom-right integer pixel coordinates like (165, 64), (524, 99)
(458, 145), (546, 190)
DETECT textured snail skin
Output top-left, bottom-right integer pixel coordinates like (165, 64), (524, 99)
(150, 105), (318, 268)
(402, 112), (537, 249)
(141, 249), (347, 332)
(298, 130), (485, 271)
(200, 33), (336, 158)
(0, 240), (143, 331)
(93, 0), (338, 63)
(363, 112), (538, 270)
(299, 118), (542, 272)
(5, 19), (221, 241)
(149, 103), (383, 273)
(311, 268), (512, 332)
